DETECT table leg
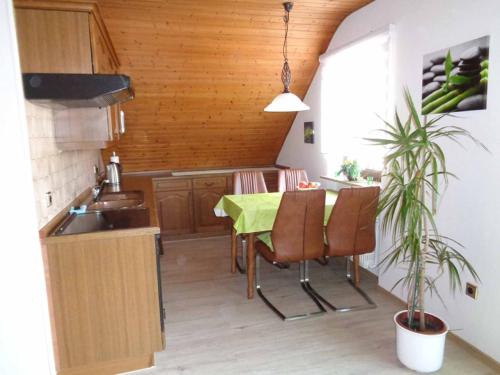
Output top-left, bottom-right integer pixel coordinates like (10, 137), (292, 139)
(353, 255), (360, 287)
(246, 232), (255, 299)
(231, 226), (237, 274)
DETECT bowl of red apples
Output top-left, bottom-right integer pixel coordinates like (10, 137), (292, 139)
(297, 181), (321, 190)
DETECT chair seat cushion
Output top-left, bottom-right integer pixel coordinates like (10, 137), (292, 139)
(257, 231), (273, 252)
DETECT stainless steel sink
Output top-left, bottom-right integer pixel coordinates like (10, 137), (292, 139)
(52, 187), (149, 236)
(99, 190), (144, 202)
(87, 189), (145, 212)
(87, 199), (143, 211)
(53, 209), (150, 236)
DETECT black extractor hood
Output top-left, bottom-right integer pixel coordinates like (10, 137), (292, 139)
(23, 73), (134, 108)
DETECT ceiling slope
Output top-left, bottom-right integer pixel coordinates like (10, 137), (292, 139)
(99, 0), (371, 171)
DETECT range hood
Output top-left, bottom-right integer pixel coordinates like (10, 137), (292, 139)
(23, 73), (134, 108)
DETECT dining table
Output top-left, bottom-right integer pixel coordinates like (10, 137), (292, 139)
(214, 190), (338, 299)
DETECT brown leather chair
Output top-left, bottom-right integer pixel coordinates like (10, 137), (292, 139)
(277, 168), (309, 192)
(232, 171), (268, 273)
(306, 187), (380, 312)
(255, 190), (327, 320)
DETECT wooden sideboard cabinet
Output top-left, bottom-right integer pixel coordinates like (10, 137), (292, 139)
(193, 177), (228, 233)
(156, 190), (194, 236)
(154, 169), (279, 239)
(154, 178), (194, 237)
(14, 0), (122, 147)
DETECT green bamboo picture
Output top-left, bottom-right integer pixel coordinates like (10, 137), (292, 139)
(304, 121), (314, 144)
(422, 36), (489, 114)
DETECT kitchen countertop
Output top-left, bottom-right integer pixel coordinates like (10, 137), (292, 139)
(123, 166), (280, 179)
(171, 167), (279, 176)
(123, 170), (173, 178)
(45, 175), (160, 243)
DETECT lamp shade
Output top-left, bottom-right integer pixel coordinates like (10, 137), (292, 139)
(264, 92), (310, 112)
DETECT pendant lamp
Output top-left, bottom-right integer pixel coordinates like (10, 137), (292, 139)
(264, 2), (310, 112)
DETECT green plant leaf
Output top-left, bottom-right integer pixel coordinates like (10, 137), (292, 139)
(449, 75), (472, 85)
(366, 87), (486, 320)
(444, 50), (454, 92)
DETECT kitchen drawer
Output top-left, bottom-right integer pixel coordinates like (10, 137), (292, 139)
(193, 176), (226, 190)
(154, 178), (192, 191)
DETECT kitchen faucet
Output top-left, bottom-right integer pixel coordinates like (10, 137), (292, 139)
(92, 165), (108, 201)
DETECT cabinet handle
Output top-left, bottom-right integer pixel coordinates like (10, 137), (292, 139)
(119, 110), (125, 134)
(205, 182), (214, 186)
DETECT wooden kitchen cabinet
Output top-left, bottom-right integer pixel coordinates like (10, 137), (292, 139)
(89, 15), (122, 143)
(154, 170), (279, 239)
(89, 15), (118, 74)
(193, 188), (227, 233)
(44, 232), (163, 374)
(38, 175), (164, 375)
(15, 1), (120, 76)
(156, 190), (194, 236)
(193, 176), (228, 233)
(155, 176), (229, 239)
(14, 1), (122, 147)
(15, 9), (93, 73)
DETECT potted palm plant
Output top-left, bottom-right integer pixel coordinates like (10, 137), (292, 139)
(367, 89), (484, 372)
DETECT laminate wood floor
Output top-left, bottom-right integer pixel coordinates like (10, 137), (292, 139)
(133, 236), (498, 375)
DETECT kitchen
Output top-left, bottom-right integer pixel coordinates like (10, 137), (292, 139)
(1, 0), (500, 374)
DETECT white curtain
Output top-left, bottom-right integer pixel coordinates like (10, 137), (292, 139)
(320, 28), (392, 175)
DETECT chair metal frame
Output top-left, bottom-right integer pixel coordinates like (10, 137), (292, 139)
(304, 187), (379, 312)
(305, 257), (376, 312)
(235, 237), (247, 274)
(256, 255), (326, 321)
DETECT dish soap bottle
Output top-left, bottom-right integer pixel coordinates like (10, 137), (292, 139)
(106, 151), (122, 185)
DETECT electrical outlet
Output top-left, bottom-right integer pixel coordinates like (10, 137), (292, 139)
(465, 282), (478, 299)
(45, 191), (53, 208)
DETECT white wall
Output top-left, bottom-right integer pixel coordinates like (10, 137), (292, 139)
(0, 0), (55, 373)
(278, 0), (500, 362)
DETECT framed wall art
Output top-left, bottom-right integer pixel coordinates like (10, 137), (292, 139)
(422, 36), (489, 114)
(304, 121), (314, 144)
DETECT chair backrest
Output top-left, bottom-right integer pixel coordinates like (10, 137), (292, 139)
(271, 190), (325, 262)
(233, 171), (268, 194)
(325, 187), (380, 257)
(277, 168), (309, 192)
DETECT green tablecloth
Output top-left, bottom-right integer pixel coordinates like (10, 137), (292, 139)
(214, 190), (338, 235)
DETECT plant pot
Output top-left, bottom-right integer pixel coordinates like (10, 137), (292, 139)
(394, 310), (449, 373)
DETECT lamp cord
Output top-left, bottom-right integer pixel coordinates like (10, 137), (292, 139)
(283, 10), (289, 63)
(281, 6), (292, 93)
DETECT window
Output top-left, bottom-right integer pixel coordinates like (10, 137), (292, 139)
(320, 28), (392, 175)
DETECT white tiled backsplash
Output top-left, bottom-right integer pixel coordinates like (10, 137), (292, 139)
(26, 102), (103, 228)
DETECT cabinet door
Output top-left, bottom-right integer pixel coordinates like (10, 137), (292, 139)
(193, 188), (228, 233)
(89, 15), (121, 142)
(156, 191), (193, 236)
(15, 9), (93, 73)
(46, 235), (163, 371)
(89, 15), (117, 74)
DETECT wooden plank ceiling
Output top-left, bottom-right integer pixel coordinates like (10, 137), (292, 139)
(99, 0), (371, 171)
